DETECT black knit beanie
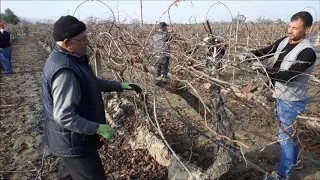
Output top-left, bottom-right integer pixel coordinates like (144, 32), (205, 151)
(53, 15), (87, 41)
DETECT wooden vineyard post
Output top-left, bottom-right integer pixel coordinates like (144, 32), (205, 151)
(140, 0), (143, 28)
(94, 49), (102, 78)
(233, 12), (240, 83)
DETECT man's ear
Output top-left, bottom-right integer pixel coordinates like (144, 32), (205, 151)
(305, 26), (311, 35)
(63, 39), (70, 47)
(63, 39), (73, 51)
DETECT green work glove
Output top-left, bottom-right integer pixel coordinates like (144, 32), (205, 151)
(97, 124), (115, 140)
(121, 82), (143, 94)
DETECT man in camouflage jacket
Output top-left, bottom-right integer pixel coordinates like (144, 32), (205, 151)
(151, 22), (172, 82)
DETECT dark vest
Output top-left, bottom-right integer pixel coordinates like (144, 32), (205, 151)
(42, 45), (105, 158)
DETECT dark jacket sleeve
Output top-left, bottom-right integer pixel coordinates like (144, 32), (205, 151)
(266, 48), (317, 83)
(251, 37), (286, 57)
(97, 79), (123, 92)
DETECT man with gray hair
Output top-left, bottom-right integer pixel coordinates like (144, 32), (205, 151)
(151, 22), (172, 82)
(42, 15), (142, 180)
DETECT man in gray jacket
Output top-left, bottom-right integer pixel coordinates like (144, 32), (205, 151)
(152, 22), (172, 82)
(242, 11), (317, 180)
(42, 15), (142, 180)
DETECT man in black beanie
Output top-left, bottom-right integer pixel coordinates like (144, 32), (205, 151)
(42, 15), (142, 180)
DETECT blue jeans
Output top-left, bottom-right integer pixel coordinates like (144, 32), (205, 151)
(276, 98), (308, 178)
(0, 47), (13, 73)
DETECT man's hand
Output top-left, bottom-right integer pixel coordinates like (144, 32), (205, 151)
(237, 52), (248, 61)
(238, 52), (255, 62)
(97, 124), (115, 140)
(251, 61), (270, 75)
(121, 82), (143, 94)
(251, 61), (264, 71)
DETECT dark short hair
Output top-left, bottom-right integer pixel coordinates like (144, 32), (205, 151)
(291, 11), (313, 27)
(159, 22), (168, 28)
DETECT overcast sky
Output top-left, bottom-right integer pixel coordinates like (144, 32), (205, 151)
(0, 1), (319, 23)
